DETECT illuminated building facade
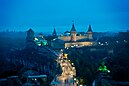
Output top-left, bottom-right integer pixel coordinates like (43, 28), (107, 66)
(34, 33), (48, 46)
(26, 29), (48, 48)
(51, 23), (95, 49)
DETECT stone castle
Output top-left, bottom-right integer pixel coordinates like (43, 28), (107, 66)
(51, 23), (95, 49)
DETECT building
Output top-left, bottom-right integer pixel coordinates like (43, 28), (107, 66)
(34, 33), (48, 46)
(26, 29), (36, 48)
(26, 29), (48, 47)
(51, 23), (95, 49)
(26, 29), (34, 42)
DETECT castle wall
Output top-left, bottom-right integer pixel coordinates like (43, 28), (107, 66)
(76, 36), (88, 40)
(65, 42), (93, 48)
(58, 35), (89, 42)
(58, 36), (71, 41)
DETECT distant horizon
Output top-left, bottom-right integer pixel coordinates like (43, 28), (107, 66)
(0, 25), (128, 33)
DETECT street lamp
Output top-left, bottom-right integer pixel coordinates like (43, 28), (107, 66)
(72, 63), (74, 65)
(61, 49), (63, 51)
(72, 67), (75, 70)
(74, 78), (76, 81)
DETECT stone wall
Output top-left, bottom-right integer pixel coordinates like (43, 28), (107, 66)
(58, 36), (71, 41)
(65, 42), (93, 48)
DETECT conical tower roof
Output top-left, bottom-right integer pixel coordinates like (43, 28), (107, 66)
(87, 24), (92, 32)
(71, 23), (76, 32)
(53, 28), (56, 33)
(52, 27), (57, 36)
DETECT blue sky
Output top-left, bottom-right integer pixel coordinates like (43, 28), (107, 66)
(0, 0), (129, 32)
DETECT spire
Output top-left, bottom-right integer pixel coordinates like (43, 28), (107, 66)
(52, 27), (57, 37)
(27, 28), (34, 32)
(70, 21), (76, 32)
(87, 24), (92, 32)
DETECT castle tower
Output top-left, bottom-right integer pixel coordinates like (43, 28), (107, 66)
(70, 23), (76, 42)
(26, 29), (34, 41)
(87, 24), (93, 40)
(52, 27), (57, 38)
(26, 29), (35, 48)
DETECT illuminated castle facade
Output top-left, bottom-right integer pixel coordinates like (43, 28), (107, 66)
(51, 23), (95, 49)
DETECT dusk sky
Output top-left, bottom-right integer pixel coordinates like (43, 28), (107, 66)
(0, 0), (129, 32)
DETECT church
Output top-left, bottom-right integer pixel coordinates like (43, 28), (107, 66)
(51, 23), (95, 49)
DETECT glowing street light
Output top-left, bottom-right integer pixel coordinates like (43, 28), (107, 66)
(98, 42), (101, 44)
(74, 78), (76, 81)
(72, 67), (75, 70)
(72, 63), (74, 65)
(61, 49), (63, 52)
(108, 70), (110, 73)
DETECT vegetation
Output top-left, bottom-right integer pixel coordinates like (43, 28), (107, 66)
(110, 43), (129, 81)
(0, 33), (58, 85)
(66, 32), (129, 85)
(67, 47), (100, 86)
